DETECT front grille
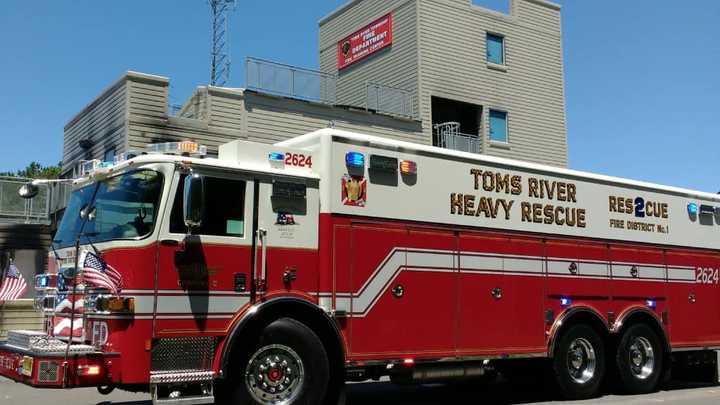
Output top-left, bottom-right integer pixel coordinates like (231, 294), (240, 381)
(151, 337), (215, 372)
(37, 361), (60, 383)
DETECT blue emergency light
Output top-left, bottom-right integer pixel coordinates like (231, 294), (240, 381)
(687, 203), (698, 215)
(560, 297), (572, 307)
(646, 299), (656, 309)
(345, 152), (365, 168)
(269, 152), (285, 162)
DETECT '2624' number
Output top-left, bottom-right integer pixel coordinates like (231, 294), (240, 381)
(696, 267), (719, 284)
(285, 153), (312, 168)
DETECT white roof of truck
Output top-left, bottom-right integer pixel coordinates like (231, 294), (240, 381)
(278, 128), (720, 202)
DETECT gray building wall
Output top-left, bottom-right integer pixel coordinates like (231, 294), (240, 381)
(319, 0), (420, 117)
(319, 0), (568, 167)
(63, 72), (422, 171)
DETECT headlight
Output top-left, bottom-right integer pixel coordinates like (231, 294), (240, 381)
(93, 296), (135, 314)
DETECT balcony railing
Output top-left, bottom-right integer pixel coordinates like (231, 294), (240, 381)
(0, 177), (50, 225)
(366, 82), (414, 119)
(246, 57), (337, 105)
(434, 122), (481, 154)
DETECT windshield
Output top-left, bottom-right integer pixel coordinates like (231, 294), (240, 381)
(54, 170), (164, 248)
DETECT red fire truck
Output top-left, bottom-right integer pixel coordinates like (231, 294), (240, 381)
(1, 129), (719, 404)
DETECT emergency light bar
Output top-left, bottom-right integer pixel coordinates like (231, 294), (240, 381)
(146, 141), (207, 157)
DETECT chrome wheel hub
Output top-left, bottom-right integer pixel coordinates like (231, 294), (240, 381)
(245, 344), (304, 404)
(566, 338), (596, 384)
(628, 337), (654, 380)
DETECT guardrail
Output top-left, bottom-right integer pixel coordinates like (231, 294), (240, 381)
(0, 177), (71, 225)
(0, 177), (50, 224)
(246, 57), (337, 105)
(434, 122), (481, 154)
(366, 82), (414, 119)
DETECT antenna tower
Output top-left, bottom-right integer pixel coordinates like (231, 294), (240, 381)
(209, 0), (236, 87)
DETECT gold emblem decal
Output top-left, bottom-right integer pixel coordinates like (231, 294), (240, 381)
(342, 175), (367, 207)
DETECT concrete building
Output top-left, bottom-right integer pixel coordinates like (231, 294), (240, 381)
(61, 0), (567, 176)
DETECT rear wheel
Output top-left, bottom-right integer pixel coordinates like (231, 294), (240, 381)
(615, 324), (663, 394)
(223, 318), (330, 405)
(552, 324), (606, 400)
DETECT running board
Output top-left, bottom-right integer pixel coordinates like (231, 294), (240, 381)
(150, 370), (215, 405)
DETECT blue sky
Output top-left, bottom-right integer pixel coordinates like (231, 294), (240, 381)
(1, 1), (719, 192)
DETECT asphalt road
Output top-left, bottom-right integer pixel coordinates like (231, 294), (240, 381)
(3, 376), (720, 405)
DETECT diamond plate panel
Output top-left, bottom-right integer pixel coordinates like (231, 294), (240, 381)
(151, 337), (215, 372)
(38, 361), (60, 383)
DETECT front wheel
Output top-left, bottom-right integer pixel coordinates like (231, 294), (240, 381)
(223, 318), (330, 405)
(615, 324), (664, 394)
(552, 324), (606, 400)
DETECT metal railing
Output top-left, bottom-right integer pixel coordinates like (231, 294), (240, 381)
(434, 122), (481, 154)
(0, 177), (50, 224)
(366, 82), (414, 119)
(246, 57), (337, 105)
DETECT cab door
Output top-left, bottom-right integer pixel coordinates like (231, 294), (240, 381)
(252, 177), (320, 298)
(154, 170), (254, 336)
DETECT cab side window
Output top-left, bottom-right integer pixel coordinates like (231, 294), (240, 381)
(170, 175), (247, 237)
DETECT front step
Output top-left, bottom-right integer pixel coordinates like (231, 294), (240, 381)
(150, 370), (215, 405)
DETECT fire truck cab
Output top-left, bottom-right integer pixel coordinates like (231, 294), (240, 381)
(1, 128), (720, 404)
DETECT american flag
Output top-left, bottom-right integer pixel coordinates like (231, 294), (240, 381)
(0, 262), (28, 301)
(53, 272), (84, 338)
(81, 251), (123, 295)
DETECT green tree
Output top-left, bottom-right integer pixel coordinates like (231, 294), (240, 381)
(0, 161), (62, 179)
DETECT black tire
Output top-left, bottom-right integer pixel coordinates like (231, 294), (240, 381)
(223, 318), (330, 405)
(552, 324), (606, 400)
(615, 323), (664, 394)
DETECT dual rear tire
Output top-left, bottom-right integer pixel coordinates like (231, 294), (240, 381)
(552, 323), (664, 399)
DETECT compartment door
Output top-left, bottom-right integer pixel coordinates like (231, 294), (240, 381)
(348, 223), (457, 358)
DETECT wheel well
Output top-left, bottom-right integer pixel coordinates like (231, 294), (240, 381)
(616, 311), (670, 357)
(550, 309), (609, 356)
(221, 299), (345, 382)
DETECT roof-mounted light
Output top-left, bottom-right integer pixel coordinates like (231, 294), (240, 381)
(345, 152), (365, 168)
(400, 160), (417, 175)
(146, 141), (207, 157)
(687, 203), (698, 216)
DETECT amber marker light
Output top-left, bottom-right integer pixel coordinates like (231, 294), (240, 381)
(400, 160), (417, 175)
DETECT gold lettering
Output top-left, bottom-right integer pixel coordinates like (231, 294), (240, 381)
(577, 209), (587, 228)
(543, 204), (554, 224)
(555, 206), (565, 226)
(609, 196), (617, 212)
(532, 203), (543, 223)
(521, 202), (531, 222)
(496, 173), (510, 194)
(450, 193), (463, 215)
(567, 184), (577, 203)
(511, 176), (522, 195)
(482, 171), (495, 192)
(464, 195), (475, 216)
(471, 169), (482, 190)
(499, 199), (514, 220)
(528, 178), (539, 198)
(557, 182), (567, 201)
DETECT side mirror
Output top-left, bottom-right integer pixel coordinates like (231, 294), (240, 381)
(183, 173), (205, 229)
(18, 182), (39, 199)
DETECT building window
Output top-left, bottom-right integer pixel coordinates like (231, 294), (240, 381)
(486, 33), (505, 65)
(103, 148), (115, 163)
(489, 110), (508, 143)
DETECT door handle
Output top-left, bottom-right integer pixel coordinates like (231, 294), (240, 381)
(256, 228), (268, 293)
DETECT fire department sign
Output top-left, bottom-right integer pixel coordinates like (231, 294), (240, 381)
(337, 13), (393, 70)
